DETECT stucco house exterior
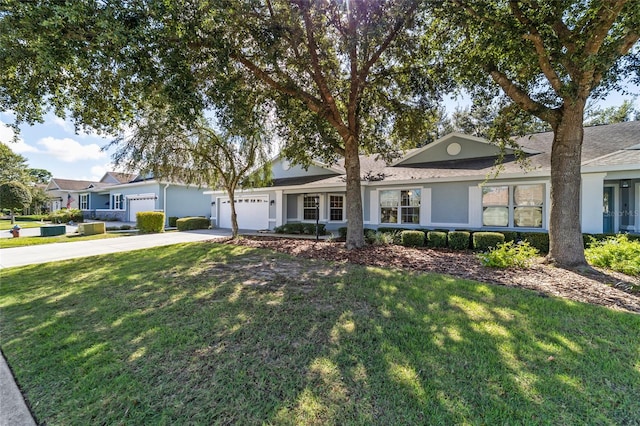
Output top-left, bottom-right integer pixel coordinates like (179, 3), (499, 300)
(206, 121), (640, 235)
(46, 172), (212, 225)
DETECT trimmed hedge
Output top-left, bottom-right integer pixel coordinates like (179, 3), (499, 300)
(427, 231), (447, 248)
(401, 230), (425, 247)
(520, 232), (550, 254)
(448, 231), (470, 250)
(136, 211), (165, 234)
(501, 231), (519, 243)
(168, 216), (179, 227)
(473, 232), (505, 251)
(274, 223), (326, 235)
(176, 217), (210, 231)
(14, 215), (48, 221)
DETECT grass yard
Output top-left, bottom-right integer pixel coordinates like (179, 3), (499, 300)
(0, 220), (48, 230)
(0, 232), (131, 248)
(1, 242), (639, 425)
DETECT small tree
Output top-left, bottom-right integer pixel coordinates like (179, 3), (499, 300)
(111, 111), (270, 238)
(0, 181), (32, 223)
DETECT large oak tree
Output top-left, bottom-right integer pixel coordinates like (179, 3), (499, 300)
(441, 0), (639, 267)
(1, 1), (444, 249)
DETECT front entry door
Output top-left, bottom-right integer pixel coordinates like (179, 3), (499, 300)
(603, 187), (615, 233)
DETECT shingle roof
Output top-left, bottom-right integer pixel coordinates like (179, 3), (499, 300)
(104, 172), (138, 183)
(47, 178), (100, 191)
(272, 121), (640, 188)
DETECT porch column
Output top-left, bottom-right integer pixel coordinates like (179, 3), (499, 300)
(275, 190), (284, 227)
(581, 173), (606, 234)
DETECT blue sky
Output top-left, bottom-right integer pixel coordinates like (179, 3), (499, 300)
(1, 91), (638, 182)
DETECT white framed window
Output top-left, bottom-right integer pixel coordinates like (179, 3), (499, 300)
(112, 194), (123, 210)
(303, 195), (319, 221)
(380, 189), (421, 224)
(79, 193), (89, 210)
(329, 195), (345, 221)
(482, 184), (544, 228)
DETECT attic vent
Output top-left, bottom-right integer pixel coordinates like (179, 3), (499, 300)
(447, 142), (461, 156)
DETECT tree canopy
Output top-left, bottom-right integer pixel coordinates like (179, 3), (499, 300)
(440, 0), (640, 266)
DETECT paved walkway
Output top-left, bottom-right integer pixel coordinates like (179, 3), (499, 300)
(0, 228), (233, 425)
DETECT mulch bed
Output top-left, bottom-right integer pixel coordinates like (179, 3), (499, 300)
(228, 236), (640, 314)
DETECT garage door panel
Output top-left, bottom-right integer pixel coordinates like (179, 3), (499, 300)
(129, 198), (156, 221)
(220, 196), (269, 230)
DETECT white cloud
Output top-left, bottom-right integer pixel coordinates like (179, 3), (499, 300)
(37, 137), (107, 162)
(0, 121), (39, 153)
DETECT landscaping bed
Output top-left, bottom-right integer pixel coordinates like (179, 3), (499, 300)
(231, 236), (640, 314)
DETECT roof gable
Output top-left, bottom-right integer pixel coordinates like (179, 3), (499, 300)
(46, 178), (99, 191)
(392, 133), (537, 167)
(271, 156), (344, 180)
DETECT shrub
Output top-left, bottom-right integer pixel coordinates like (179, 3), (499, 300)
(49, 208), (84, 224)
(427, 231), (447, 248)
(274, 223), (304, 234)
(401, 230), (425, 247)
(176, 217), (210, 231)
(585, 234), (640, 276)
(168, 216), (179, 227)
(473, 232), (505, 251)
(501, 231), (519, 243)
(338, 227), (348, 239)
(368, 231), (394, 245)
(478, 241), (539, 268)
(448, 231), (470, 250)
(137, 211), (165, 234)
(520, 232), (550, 254)
(15, 215), (47, 221)
(302, 223), (326, 235)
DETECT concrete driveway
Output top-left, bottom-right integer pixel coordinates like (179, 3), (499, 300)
(0, 229), (232, 269)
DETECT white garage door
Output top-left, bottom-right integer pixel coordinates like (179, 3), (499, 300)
(128, 196), (156, 221)
(219, 195), (269, 230)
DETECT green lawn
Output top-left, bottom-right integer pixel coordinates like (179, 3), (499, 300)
(0, 232), (131, 248)
(1, 242), (638, 425)
(0, 220), (49, 230)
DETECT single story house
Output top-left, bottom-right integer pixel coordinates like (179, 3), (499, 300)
(206, 121), (640, 235)
(46, 172), (212, 225)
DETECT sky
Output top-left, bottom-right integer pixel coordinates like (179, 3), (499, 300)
(1, 91), (638, 182)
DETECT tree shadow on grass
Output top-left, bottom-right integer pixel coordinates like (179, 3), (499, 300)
(1, 242), (639, 424)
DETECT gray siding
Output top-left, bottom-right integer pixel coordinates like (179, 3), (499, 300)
(165, 185), (211, 218)
(286, 194), (298, 219)
(400, 135), (506, 165)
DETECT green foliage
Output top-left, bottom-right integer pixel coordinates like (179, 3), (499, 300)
(427, 231), (447, 248)
(478, 241), (540, 268)
(0, 143), (30, 183)
(15, 215), (47, 221)
(448, 231), (471, 250)
(275, 223), (326, 236)
(176, 217), (210, 231)
(366, 230), (395, 246)
(0, 181), (32, 213)
(48, 209), (83, 224)
(168, 217), (179, 227)
(520, 232), (550, 254)
(338, 227), (348, 239)
(584, 100), (637, 126)
(585, 234), (640, 276)
(401, 230), (425, 247)
(473, 232), (505, 251)
(501, 231), (519, 243)
(136, 212), (165, 234)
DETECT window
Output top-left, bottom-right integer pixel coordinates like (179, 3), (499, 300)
(329, 195), (344, 221)
(79, 193), (88, 210)
(112, 194), (122, 210)
(482, 184), (544, 228)
(380, 189), (421, 224)
(303, 195), (319, 221)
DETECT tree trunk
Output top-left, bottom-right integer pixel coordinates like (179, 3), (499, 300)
(547, 104), (587, 267)
(228, 192), (239, 238)
(344, 134), (366, 249)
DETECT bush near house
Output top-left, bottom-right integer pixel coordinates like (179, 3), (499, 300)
(520, 232), (550, 254)
(585, 234), (640, 276)
(479, 241), (539, 268)
(168, 216), (180, 227)
(274, 223), (327, 235)
(136, 211), (165, 234)
(176, 217), (210, 231)
(448, 231), (471, 250)
(473, 232), (505, 251)
(427, 231), (447, 248)
(48, 208), (83, 224)
(401, 230), (425, 247)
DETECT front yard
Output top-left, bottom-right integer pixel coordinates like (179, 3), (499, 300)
(1, 242), (639, 425)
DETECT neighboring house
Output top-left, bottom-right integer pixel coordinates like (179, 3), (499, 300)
(206, 121), (640, 235)
(45, 178), (98, 212)
(46, 173), (212, 225)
